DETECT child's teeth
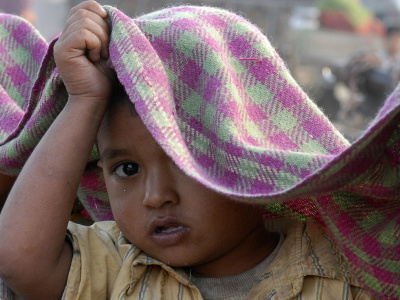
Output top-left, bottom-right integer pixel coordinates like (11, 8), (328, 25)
(161, 226), (184, 233)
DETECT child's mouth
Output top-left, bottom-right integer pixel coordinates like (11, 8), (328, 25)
(150, 218), (189, 246)
(156, 225), (185, 234)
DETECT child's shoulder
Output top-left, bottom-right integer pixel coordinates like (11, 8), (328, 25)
(67, 220), (132, 257)
(268, 219), (360, 282)
(256, 219), (373, 299)
(68, 220), (124, 243)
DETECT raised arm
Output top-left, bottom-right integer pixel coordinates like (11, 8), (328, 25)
(0, 1), (112, 299)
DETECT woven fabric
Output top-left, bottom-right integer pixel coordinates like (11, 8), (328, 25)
(0, 6), (399, 298)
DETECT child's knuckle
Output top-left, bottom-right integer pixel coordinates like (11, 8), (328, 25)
(75, 8), (94, 21)
(79, 17), (93, 28)
(77, 28), (91, 39)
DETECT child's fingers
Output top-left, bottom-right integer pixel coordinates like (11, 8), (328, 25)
(62, 28), (103, 62)
(63, 7), (109, 39)
(54, 0), (113, 99)
(55, 22), (103, 64)
(68, 0), (107, 20)
(60, 16), (109, 60)
(62, 6), (109, 57)
(61, 1), (109, 58)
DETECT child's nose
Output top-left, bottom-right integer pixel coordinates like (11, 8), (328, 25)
(142, 168), (179, 208)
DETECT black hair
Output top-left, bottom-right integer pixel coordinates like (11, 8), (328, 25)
(105, 80), (137, 118)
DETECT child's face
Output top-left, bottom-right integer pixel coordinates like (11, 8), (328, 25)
(97, 101), (273, 276)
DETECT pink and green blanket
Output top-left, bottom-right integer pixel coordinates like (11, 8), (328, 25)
(0, 5), (399, 298)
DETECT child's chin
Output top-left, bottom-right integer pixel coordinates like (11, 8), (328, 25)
(152, 252), (198, 269)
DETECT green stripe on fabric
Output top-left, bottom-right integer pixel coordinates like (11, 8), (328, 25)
(0, 23), (10, 38)
(189, 132), (212, 156)
(358, 211), (385, 232)
(11, 45), (30, 67)
(378, 220), (400, 246)
(299, 139), (330, 154)
(283, 152), (324, 170)
(243, 119), (264, 140)
(360, 272), (384, 294)
(18, 128), (41, 148)
(217, 117), (237, 142)
(110, 18), (127, 41)
(333, 192), (362, 210)
(0, 79), (23, 106)
(120, 51), (141, 72)
(264, 202), (310, 221)
(204, 103), (217, 131)
(270, 109), (298, 132)
(149, 109), (175, 128)
(180, 91), (202, 118)
(141, 21), (169, 37)
(88, 144), (100, 160)
(81, 189), (109, 202)
(230, 57), (248, 76)
(380, 163), (400, 186)
(387, 126), (400, 147)
(203, 51), (225, 76)
(236, 157), (265, 179)
(276, 169), (302, 188)
(176, 31), (202, 58)
(246, 79), (275, 106)
(0, 102), (20, 119)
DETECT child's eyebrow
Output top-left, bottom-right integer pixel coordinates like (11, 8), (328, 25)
(99, 148), (131, 162)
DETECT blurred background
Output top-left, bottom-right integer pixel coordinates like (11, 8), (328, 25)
(2, 0), (400, 141)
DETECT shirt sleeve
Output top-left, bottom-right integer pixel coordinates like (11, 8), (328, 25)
(63, 221), (124, 300)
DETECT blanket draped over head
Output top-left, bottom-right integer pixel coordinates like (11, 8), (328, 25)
(0, 5), (399, 298)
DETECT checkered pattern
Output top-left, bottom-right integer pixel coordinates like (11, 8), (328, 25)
(0, 6), (399, 298)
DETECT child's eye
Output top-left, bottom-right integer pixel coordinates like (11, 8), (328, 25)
(112, 162), (141, 178)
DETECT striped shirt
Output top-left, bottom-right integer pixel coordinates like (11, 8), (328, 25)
(61, 220), (374, 300)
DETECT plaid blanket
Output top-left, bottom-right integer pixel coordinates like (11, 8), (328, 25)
(0, 6), (399, 298)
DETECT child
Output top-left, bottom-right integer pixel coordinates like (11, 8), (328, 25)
(0, 1), (399, 299)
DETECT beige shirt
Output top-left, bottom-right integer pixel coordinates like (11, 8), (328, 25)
(63, 220), (374, 299)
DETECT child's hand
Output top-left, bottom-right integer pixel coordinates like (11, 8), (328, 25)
(0, 5), (114, 298)
(54, 1), (112, 102)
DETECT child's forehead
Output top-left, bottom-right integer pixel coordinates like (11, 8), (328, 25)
(104, 84), (137, 118)
(97, 102), (169, 164)
(98, 95), (139, 151)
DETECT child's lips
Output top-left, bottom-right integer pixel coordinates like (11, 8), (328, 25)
(149, 216), (190, 246)
(155, 224), (186, 234)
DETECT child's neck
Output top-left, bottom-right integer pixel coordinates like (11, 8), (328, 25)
(190, 224), (278, 278)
